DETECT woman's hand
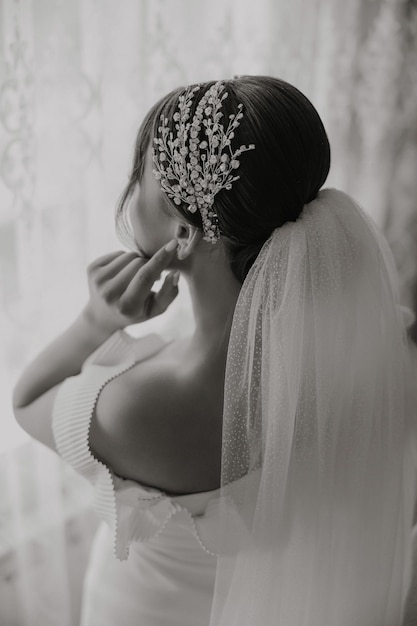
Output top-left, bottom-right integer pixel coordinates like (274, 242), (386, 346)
(83, 239), (179, 335)
(12, 239), (179, 410)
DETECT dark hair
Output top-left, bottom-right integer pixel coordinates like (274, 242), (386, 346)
(116, 75), (331, 283)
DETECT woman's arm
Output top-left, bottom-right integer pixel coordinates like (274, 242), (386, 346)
(12, 306), (115, 409)
(12, 240), (179, 411)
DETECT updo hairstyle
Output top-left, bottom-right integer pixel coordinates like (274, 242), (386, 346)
(116, 75), (331, 283)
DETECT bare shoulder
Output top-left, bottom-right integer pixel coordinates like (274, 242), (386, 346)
(88, 355), (223, 495)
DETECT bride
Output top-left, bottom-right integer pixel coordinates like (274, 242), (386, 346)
(12, 76), (417, 625)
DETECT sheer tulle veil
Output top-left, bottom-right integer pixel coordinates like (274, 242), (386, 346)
(206, 187), (417, 626)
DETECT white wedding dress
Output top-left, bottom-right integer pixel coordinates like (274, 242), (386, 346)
(52, 330), (234, 626)
(52, 191), (417, 626)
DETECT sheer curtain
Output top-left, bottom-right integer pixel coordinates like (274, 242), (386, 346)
(1, 0), (416, 624)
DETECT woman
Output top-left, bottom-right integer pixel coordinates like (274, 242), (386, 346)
(12, 76), (417, 626)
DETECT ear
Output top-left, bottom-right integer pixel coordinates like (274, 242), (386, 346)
(174, 222), (203, 260)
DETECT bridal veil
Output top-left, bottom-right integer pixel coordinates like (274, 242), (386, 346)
(208, 187), (417, 626)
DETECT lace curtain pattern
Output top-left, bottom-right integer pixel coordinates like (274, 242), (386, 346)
(0, 0), (416, 624)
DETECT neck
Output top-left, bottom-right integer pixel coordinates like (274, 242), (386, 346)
(181, 246), (242, 355)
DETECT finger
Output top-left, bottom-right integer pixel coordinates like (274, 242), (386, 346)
(147, 271), (179, 318)
(89, 250), (126, 269)
(97, 252), (147, 281)
(102, 257), (145, 298)
(134, 239), (178, 289)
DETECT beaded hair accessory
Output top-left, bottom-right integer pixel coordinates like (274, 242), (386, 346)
(152, 81), (255, 243)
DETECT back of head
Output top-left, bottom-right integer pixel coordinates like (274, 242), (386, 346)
(117, 76), (331, 282)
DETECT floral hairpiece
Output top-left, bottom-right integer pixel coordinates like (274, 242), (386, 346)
(152, 81), (255, 243)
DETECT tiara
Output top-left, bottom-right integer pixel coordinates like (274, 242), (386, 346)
(152, 81), (255, 243)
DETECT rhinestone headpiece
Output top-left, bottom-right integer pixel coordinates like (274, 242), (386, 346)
(152, 81), (255, 243)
